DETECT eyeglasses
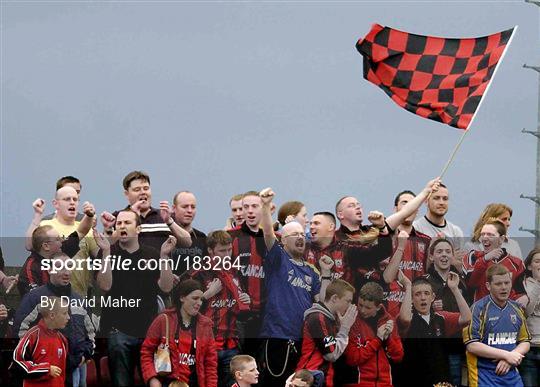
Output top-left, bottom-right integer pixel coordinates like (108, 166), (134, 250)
(283, 232), (305, 239)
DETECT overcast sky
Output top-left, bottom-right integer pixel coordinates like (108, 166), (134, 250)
(1, 1), (539, 264)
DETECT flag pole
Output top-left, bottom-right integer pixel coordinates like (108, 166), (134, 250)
(439, 25), (519, 179)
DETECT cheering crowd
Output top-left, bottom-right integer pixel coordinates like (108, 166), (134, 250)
(0, 171), (538, 387)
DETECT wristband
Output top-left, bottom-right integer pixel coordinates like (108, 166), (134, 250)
(166, 219), (174, 227)
(321, 276), (332, 281)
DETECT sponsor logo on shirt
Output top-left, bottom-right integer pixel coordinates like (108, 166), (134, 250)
(288, 276), (312, 291)
(179, 353), (196, 366)
(399, 260), (423, 272)
(210, 299), (237, 308)
(488, 332), (518, 345)
(240, 264), (265, 279)
(324, 335), (336, 348)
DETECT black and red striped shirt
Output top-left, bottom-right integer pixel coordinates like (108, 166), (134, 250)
(296, 303), (338, 387)
(189, 270), (242, 350)
(228, 223), (267, 313)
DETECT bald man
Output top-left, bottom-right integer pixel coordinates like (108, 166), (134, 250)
(25, 186), (99, 297)
(257, 188), (332, 386)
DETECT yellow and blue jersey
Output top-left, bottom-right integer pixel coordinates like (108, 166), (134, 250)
(463, 295), (531, 387)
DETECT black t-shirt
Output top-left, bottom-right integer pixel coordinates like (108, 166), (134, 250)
(100, 243), (161, 338)
(171, 227), (207, 276)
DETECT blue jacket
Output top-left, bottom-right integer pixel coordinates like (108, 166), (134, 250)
(13, 283), (95, 372)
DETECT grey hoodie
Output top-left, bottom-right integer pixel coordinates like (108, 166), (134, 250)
(303, 302), (351, 362)
(525, 277), (540, 346)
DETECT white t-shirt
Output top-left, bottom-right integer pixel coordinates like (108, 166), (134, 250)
(413, 215), (464, 250)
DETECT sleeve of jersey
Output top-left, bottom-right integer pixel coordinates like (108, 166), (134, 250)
(441, 311), (461, 336)
(467, 257), (489, 289)
(140, 315), (165, 384)
(19, 259), (43, 295)
(264, 241), (283, 270)
(517, 308), (532, 343)
(386, 328), (404, 362)
(307, 313), (336, 355)
(12, 330), (51, 379)
(463, 302), (483, 345)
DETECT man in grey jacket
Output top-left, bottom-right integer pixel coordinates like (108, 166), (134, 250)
(295, 279), (357, 387)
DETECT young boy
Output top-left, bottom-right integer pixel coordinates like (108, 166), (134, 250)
(286, 369), (315, 386)
(230, 354), (259, 387)
(344, 282), (403, 387)
(396, 273), (471, 387)
(12, 296), (69, 387)
(464, 264), (531, 387)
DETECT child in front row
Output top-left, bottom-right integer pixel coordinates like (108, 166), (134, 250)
(11, 296), (69, 387)
(230, 354), (259, 387)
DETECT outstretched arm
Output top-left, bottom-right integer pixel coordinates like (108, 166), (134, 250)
(25, 199), (45, 251)
(386, 177), (441, 231)
(259, 188), (276, 250)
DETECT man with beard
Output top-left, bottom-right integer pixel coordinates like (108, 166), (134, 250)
(170, 191), (207, 276)
(100, 170), (191, 251)
(413, 183), (465, 252)
(258, 188), (332, 386)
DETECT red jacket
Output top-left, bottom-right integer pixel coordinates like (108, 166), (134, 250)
(467, 250), (524, 301)
(11, 319), (68, 387)
(140, 309), (217, 387)
(344, 307), (403, 387)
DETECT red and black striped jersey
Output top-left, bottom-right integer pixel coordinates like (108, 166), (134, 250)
(296, 304), (339, 387)
(228, 223), (267, 312)
(189, 270), (242, 350)
(304, 237), (346, 280)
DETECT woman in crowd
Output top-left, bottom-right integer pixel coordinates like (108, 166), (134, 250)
(277, 201), (308, 229)
(141, 279), (218, 387)
(520, 248), (540, 387)
(466, 203), (522, 258)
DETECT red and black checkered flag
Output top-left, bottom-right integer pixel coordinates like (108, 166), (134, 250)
(357, 24), (515, 130)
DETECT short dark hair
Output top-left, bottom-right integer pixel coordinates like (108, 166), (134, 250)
(359, 282), (384, 305)
(117, 209), (141, 226)
(412, 277), (433, 291)
(292, 370), (314, 386)
(335, 196), (351, 215)
(313, 211), (336, 225)
(56, 176), (81, 191)
(393, 190), (416, 207)
(206, 230), (232, 250)
(429, 238), (454, 256)
(122, 171), (150, 191)
(32, 225), (54, 252)
(172, 190), (194, 205)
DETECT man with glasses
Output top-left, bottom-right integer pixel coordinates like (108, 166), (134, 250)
(257, 188), (332, 386)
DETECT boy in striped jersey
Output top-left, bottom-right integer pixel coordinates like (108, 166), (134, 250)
(464, 264), (531, 387)
(12, 296), (69, 387)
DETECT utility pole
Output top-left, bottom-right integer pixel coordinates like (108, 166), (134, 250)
(520, 57), (540, 242)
